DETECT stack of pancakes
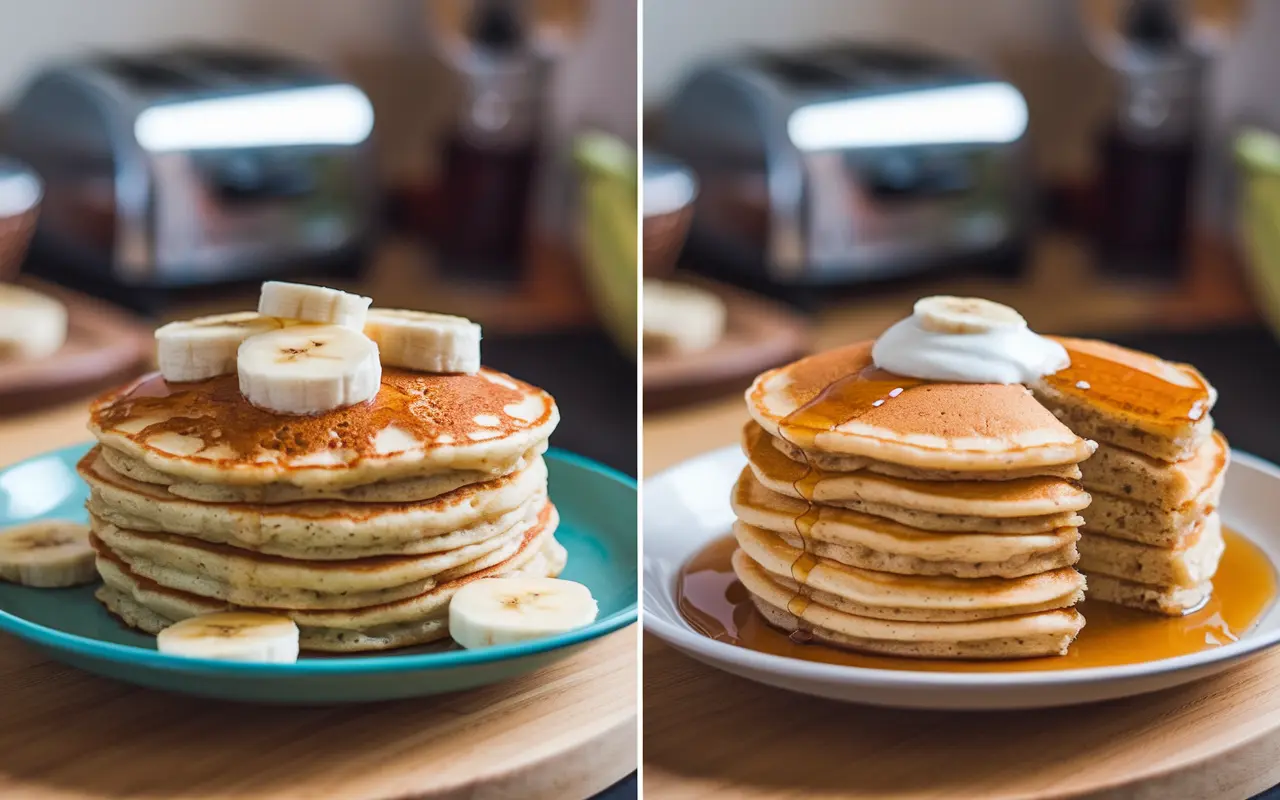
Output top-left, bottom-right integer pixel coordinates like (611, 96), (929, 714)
(731, 343), (1097, 659)
(79, 367), (562, 652)
(1034, 338), (1227, 615)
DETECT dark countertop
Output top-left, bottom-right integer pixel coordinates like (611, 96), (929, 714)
(1100, 327), (1280, 464)
(483, 331), (636, 478)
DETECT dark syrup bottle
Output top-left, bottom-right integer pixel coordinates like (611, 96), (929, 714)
(436, 0), (547, 283)
(1094, 0), (1204, 280)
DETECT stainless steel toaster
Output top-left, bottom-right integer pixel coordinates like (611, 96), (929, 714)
(4, 47), (378, 293)
(659, 43), (1034, 287)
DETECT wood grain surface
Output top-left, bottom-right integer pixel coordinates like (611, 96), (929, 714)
(0, 280), (152, 416)
(0, 401), (638, 800)
(641, 256), (1280, 799)
(643, 276), (809, 410)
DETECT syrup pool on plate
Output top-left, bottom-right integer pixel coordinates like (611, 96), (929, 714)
(676, 528), (1277, 673)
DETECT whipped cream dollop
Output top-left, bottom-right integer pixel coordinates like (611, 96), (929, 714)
(871, 297), (1068, 384)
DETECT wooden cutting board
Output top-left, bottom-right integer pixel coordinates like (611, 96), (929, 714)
(643, 277), (809, 411)
(0, 279), (153, 416)
(0, 403), (638, 800)
(0, 630), (637, 800)
(643, 636), (1280, 800)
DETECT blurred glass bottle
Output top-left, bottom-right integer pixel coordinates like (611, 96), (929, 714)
(429, 0), (589, 284)
(1079, 0), (1245, 279)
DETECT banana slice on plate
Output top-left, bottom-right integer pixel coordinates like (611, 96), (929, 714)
(258, 281), (371, 329)
(156, 312), (285, 382)
(363, 309), (481, 374)
(157, 612), (300, 663)
(0, 520), (96, 588)
(449, 577), (599, 649)
(0, 284), (68, 362)
(237, 324), (381, 415)
(914, 296), (1026, 334)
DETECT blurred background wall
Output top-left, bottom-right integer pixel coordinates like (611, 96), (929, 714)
(0, 0), (637, 222)
(643, 0), (1280, 227)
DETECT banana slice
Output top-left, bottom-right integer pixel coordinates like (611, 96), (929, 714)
(363, 309), (481, 374)
(449, 577), (598, 649)
(914, 296), (1026, 334)
(156, 312), (285, 382)
(237, 324), (381, 415)
(0, 520), (96, 588)
(0, 284), (67, 362)
(643, 279), (726, 353)
(156, 612), (300, 663)
(258, 281), (371, 329)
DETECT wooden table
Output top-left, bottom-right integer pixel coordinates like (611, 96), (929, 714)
(0, 403), (637, 800)
(642, 239), (1280, 799)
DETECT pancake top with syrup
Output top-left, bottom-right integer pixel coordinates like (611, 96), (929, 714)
(746, 342), (1094, 471)
(88, 367), (558, 488)
(1039, 337), (1217, 437)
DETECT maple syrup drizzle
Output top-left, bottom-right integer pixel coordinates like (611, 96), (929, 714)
(1043, 342), (1212, 426)
(93, 369), (542, 466)
(677, 529), (1276, 672)
(774, 365), (926, 642)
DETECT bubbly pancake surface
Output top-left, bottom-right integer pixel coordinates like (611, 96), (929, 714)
(89, 368), (559, 487)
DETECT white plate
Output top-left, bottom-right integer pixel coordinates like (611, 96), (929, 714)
(643, 445), (1280, 710)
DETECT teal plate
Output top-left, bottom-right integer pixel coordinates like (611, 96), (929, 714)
(0, 444), (637, 703)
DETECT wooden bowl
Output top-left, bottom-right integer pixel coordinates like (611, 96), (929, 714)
(0, 159), (42, 281)
(643, 153), (697, 279)
(643, 205), (693, 280)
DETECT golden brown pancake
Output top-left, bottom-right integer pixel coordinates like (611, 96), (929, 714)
(734, 523), (1085, 623)
(733, 549), (1087, 659)
(88, 367), (558, 488)
(95, 505), (564, 651)
(1078, 513), (1224, 590)
(770, 433), (1082, 481)
(746, 342), (1095, 471)
(731, 467), (1079, 579)
(1080, 432), (1229, 511)
(1035, 337), (1216, 462)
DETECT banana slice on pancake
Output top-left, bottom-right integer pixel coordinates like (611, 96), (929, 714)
(157, 612), (300, 663)
(0, 520), (96, 588)
(156, 312), (285, 382)
(237, 324), (381, 415)
(258, 281), (371, 329)
(914, 296), (1026, 334)
(363, 309), (481, 374)
(449, 577), (598, 648)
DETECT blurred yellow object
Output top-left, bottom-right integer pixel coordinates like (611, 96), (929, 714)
(574, 133), (637, 356)
(1236, 128), (1280, 337)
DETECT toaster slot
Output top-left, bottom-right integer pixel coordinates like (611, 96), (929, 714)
(99, 56), (197, 94)
(196, 152), (317, 202)
(858, 151), (976, 200)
